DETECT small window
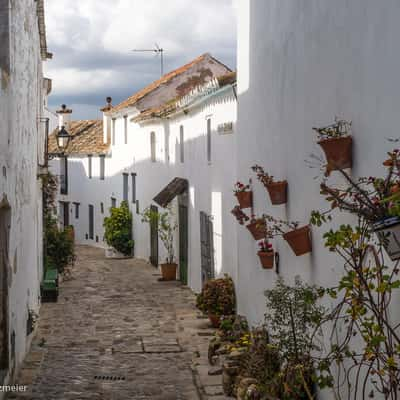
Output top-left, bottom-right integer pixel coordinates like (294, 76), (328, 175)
(207, 118), (212, 163)
(100, 202), (104, 214)
(88, 155), (92, 179)
(124, 115), (128, 144)
(180, 125), (184, 163)
(112, 118), (116, 145)
(123, 173), (129, 202)
(74, 202), (80, 219)
(100, 155), (105, 180)
(111, 197), (117, 208)
(150, 131), (156, 162)
(131, 173), (136, 203)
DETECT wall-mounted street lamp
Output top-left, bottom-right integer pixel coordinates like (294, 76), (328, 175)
(56, 126), (71, 153)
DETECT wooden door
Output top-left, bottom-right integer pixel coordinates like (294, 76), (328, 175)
(179, 204), (188, 284)
(150, 205), (158, 267)
(200, 211), (214, 285)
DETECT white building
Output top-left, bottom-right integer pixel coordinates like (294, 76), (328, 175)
(49, 53), (237, 292)
(0, 0), (51, 387)
(236, 1), (400, 398)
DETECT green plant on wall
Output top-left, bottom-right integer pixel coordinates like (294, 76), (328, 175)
(141, 204), (177, 263)
(103, 201), (134, 256)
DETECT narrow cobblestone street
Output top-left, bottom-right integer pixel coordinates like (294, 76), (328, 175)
(8, 246), (226, 400)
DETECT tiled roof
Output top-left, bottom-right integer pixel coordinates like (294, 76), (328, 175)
(48, 120), (109, 156)
(132, 71), (237, 123)
(111, 53), (231, 113)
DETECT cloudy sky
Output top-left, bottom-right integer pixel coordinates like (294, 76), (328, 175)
(44, 0), (238, 120)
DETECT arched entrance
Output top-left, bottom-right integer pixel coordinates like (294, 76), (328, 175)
(0, 197), (10, 382)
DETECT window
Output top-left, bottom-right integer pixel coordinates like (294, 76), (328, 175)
(112, 118), (116, 145)
(123, 173), (129, 202)
(88, 155), (92, 179)
(100, 202), (104, 214)
(150, 131), (156, 162)
(60, 156), (68, 194)
(207, 118), (212, 163)
(131, 173), (136, 203)
(111, 197), (117, 208)
(100, 155), (105, 180)
(73, 202), (80, 219)
(0, 4), (10, 73)
(124, 115), (128, 144)
(180, 125), (184, 163)
(88, 205), (94, 240)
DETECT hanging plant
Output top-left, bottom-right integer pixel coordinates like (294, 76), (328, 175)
(313, 148), (400, 260)
(313, 118), (352, 176)
(251, 164), (288, 205)
(234, 181), (252, 209)
(257, 239), (274, 269)
(263, 215), (312, 256)
(231, 205), (250, 225)
(246, 214), (267, 240)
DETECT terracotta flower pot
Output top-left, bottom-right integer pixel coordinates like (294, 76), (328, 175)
(160, 263), (177, 281)
(235, 191), (253, 209)
(208, 313), (220, 328)
(318, 136), (353, 173)
(283, 225), (312, 256)
(373, 217), (400, 261)
(257, 251), (274, 269)
(265, 181), (288, 205)
(246, 219), (266, 240)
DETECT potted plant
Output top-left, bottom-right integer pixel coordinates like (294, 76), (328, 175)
(315, 148), (400, 260)
(313, 118), (352, 175)
(257, 239), (274, 269)
(252, 165), (288, 205)
(264, 215), (312, 256)
(234, 181), (252, 209)
(196, 275), (236, 328)
(141, 204), (178, 280)
(246, 214), (267, 240)
(231, 205), (250, 225)
(103, 201), (134, 258)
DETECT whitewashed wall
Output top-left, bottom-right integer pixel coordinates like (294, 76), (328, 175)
(0, 0), (46, 387)
(236, 0), (400, 398)
(52, 86), (237, 293)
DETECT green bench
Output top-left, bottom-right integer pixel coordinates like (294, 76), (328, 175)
(41, 267), (59, 302)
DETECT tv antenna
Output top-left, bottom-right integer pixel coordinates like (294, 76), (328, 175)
(131, 44), (164, 77)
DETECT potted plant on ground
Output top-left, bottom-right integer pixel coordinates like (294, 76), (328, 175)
(246, 214), (267, 240)
(313, 118), (352, 175)
(257, 239), (275, 269)
(103, 201), (134, 258)
(234, 181), (253, 209)
(141, 204), (178, 280)
(264, 215), (312, 256)
(314, 148), (400, 260)
(252, 164), (288, 205)
(196, 275), (236, 328)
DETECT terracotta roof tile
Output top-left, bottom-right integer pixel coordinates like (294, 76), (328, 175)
(111, 53), (231, 113)
(48, 120), (109, 156)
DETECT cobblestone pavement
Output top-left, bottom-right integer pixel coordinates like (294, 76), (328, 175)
(8, 246), (230, 400)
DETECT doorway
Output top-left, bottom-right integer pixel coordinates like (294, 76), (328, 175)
(150, 205), (158, 267)
(88, 205), (94, 240)
(0, 203), (10, 381)
(178, 201), (188, 285)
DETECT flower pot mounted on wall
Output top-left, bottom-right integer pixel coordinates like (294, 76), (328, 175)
(373, 217), (400, 261)
(257, 251), (274, 269)
(318, 136), (353, 174)
(246, 219), (266, 240)
(265, 181), (288, 205)
(283, 225), (312, 256)
(235, 191), (253, 209)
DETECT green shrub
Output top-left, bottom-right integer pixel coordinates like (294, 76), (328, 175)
(103, 201), (134, 256)
(196, 275), (236, 316)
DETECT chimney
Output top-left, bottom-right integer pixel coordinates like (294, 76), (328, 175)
(56, 104), (72, 131)
(100, 97), (113, 144)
